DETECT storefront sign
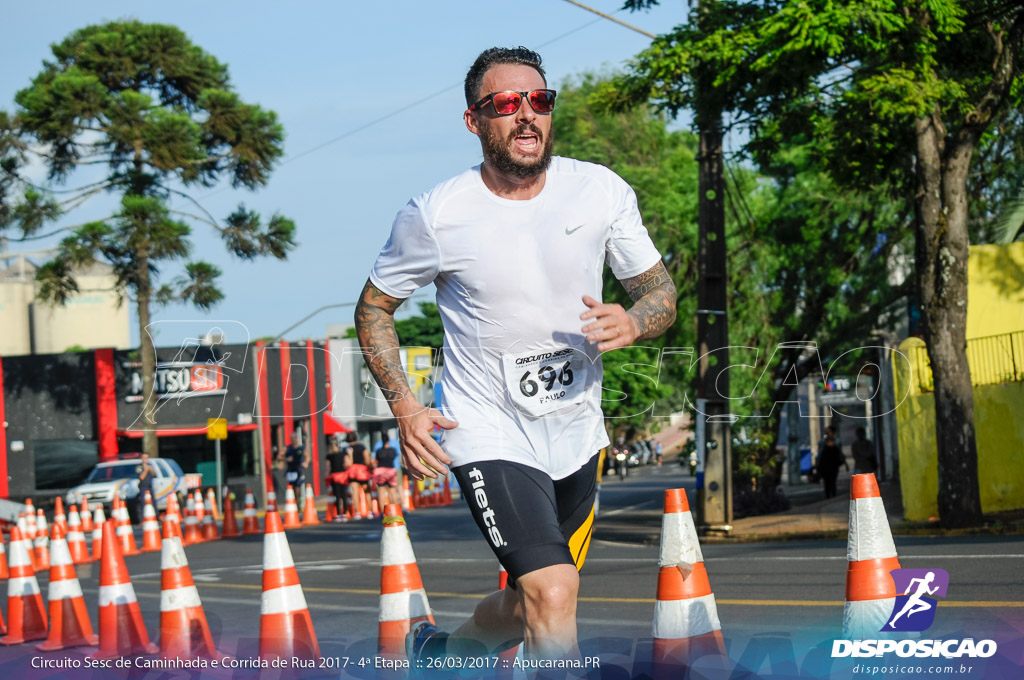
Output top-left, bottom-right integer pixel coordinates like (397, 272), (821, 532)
(124, 361), (227, 402)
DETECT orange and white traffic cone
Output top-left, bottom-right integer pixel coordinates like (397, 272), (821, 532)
(114, 497), (139, 557)
(403, 477), (414, 513)
(325, 495), (338, 523)
(221, 489), (240, 538)
(0, 525), (48, 645)
(259, 508), (320, 662)
(166, 493), (182, 528)
(183, 493), (201, 546)
(16, 514), (39, 572)
(25, 499), (37, 541)
(302, 485), (320, 525)
(92, 520), (158, 659)
(202, 493), (219, 541)
(15, 514), (29, 556)
(242, 489), (261, 535)
(53, 497), (68, 534)
(346, 488), (357, 520)
(141, 492), (162, 553)
(37, 525), (97, 651)
(358, 486), (371, 520)
(66, 506), (90, 565)
(267, 490), (277, 512)
(651, 488), (726, 677)
(842, 473), (903, 639)
(369, 482), (380, 518)
(34, 509), (50, 572)
(206, 488), (220, 521)
(0, 534), (9, 580)
(377, 504), (434, 658)
(192, 490), (206, 537)
(80, 498), (93, 535)
(282, 485), (302, 529)
(157, 518), (227, 659)
(91, 505), (106, 563)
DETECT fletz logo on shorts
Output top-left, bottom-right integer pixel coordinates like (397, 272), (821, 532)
(832, 567), (998, 660)
(468, 468), (507, 548)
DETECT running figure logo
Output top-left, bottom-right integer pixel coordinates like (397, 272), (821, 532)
(883, 568), (950, 632)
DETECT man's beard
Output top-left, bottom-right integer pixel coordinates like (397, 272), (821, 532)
(479, 120), (554, 180)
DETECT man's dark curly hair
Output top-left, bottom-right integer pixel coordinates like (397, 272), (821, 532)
(464, 46), (546, 107)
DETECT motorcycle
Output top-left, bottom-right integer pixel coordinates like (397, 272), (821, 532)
(611, 445), (630, 480)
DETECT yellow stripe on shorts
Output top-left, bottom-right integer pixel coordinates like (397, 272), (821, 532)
(568, 503), (595, 570)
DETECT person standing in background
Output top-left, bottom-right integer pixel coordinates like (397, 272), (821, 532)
(851, 426), (878, 475)
(136, 453), (155, 523)
(373, 435), (400, 508)
(818, 425), (848, 499)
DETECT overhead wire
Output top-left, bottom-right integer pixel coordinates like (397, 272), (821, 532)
(200, 7), (632, 200)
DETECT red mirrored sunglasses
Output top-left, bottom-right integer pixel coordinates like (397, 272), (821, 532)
(469, 89), (557, 116)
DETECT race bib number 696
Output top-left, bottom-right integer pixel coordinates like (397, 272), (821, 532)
(501, 347), (590, 417)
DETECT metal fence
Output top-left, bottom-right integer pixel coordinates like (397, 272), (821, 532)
(908, 330), (1024, 392)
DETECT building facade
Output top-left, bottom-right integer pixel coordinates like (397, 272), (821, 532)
(0, 252), (130, 356)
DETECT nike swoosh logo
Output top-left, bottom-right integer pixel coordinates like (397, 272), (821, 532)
(565, 224), (585, 235)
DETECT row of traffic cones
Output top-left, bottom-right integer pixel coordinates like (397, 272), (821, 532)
(366, 474), (904, 674)
(0, 473), (899, 670)
(644, 474), (906, 676)
(0, 504), (323, 661)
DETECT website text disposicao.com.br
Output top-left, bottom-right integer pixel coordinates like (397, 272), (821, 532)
(851, 661), (978, 675)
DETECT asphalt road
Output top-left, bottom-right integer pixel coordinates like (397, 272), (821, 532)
(0, 464), (1020, 677)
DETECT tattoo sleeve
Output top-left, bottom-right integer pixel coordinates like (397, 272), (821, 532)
(621, 261), (677, 340)
(354, 279), (414, 408)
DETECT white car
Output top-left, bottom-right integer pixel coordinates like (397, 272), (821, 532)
(66, 457), (188, 519)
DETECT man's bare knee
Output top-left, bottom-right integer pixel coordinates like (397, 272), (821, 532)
(518, 566), (579, 618)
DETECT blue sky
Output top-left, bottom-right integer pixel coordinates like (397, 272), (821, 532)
(1, 1), (685, 348)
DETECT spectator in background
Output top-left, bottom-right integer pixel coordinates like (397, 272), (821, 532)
(818, 425), (848, 499)
(136, 454), (155, 523)
(851, 426), (878, 475)
(373, 435), (400, 508)
(345, 432), (373, 514)
(326, 437), (349, 521)
(271, 445), (286, 501)
(284, 443), (309, 490)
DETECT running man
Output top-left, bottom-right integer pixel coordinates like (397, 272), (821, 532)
(354, 46), (676, 662)
(886, 571), (940, 629)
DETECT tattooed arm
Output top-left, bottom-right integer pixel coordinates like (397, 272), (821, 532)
(354, 279), (455, 479)
(580, 261), (677, 352)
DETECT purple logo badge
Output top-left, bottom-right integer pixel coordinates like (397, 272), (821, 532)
(882, 568), (950, 632)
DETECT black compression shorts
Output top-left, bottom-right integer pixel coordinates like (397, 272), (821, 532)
(451, 453), (599, 585)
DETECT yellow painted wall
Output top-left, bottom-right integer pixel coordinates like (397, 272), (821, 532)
(894, 242), (1024, 520)
(405, 346), (433, 388)
(966, 242), (1024, 339)
(895, 377), (1024, 521)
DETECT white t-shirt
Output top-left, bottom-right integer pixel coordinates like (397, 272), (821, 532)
(370, 156), (662, 479)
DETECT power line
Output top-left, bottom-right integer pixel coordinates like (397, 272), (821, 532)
(560, 0), (657, 39)
(200, 12), (619, 201)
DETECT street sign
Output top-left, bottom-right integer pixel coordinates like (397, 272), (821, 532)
(207, 418), (227, 440)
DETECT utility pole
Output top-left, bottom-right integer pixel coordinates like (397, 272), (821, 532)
(693, 0), (732, 532)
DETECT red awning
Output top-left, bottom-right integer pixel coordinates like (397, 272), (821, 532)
(116, 423), (259, 438)
(322, 412), (351, 435)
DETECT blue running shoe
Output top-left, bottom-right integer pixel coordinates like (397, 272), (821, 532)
(406, 621), (450, 677)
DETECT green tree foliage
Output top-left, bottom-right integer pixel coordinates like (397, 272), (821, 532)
(552, 74), (695, 425)
(2, 22), (297, 455)
(555, 76), (907, 457)
(394, 302), (445, 350)
(611, 0), (1024, 526)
